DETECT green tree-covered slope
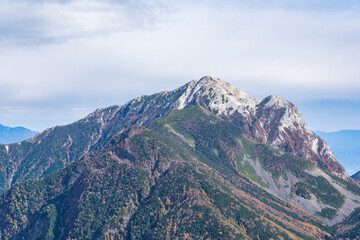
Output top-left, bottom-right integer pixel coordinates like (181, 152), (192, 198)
(0, 108), (332, 239)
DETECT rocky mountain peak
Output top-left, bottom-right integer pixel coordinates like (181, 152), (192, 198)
(173, 77), (349, 181)
(259, 95), (309, 132)
(262, 95), (292, 109)
(255, 95), (349, 180)
(176, 76), (259, 119)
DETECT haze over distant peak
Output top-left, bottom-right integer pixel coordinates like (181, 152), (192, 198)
(0, 124), (38, 144)
(316, 130), (360, 174)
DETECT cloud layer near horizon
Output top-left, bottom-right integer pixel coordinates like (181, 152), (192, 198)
(0, 0), (359, 131)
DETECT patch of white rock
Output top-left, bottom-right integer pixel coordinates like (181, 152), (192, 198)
(176, 76), (259, 120)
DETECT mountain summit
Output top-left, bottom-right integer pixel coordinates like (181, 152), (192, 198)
(176, 76), (259, 118)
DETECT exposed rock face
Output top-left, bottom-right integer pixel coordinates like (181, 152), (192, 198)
(175, 76), (349, 180)
(254, 96), (348, 180)
(176, 77), (259, 119)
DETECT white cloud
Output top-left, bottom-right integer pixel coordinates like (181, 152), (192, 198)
(0, 0), (169, 44)
(0, 0), (359, 130)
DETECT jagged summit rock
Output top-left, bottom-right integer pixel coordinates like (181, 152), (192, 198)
(176, 76), (259, 119)
(255, 94), (348, 180)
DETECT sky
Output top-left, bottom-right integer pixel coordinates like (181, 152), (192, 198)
(0, 0), (359, 132)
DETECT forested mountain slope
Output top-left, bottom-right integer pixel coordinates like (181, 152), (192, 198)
(1, 77), (359, 239)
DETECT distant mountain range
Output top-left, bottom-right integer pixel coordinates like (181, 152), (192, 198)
(0, 124), (38, 144)
(353, 171), (360, 181)
(0, 77), (359, 239)
(315, 130), (360, 175)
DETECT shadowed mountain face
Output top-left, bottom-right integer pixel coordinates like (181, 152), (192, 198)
(0, 124), (38, 144)
(0, 77), (359, 239)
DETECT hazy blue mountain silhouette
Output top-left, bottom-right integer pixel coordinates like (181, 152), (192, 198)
(316, 130), (360, 174)
(0, 124), (38, 144)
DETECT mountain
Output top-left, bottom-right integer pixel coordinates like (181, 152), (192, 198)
(0, 77), (350, 194)
(0, 124), (38, 144)
(176, 78), (348, 180)
(353, 171), (360, 181)
(0, 107), (334, 239)
(315, 130), (360, 174)
(0, 76), (359, 239)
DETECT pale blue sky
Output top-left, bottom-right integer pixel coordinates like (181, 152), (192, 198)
(0, 0), (359, 132)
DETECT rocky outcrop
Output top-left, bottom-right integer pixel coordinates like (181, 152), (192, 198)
(254, 95), (348, 180)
